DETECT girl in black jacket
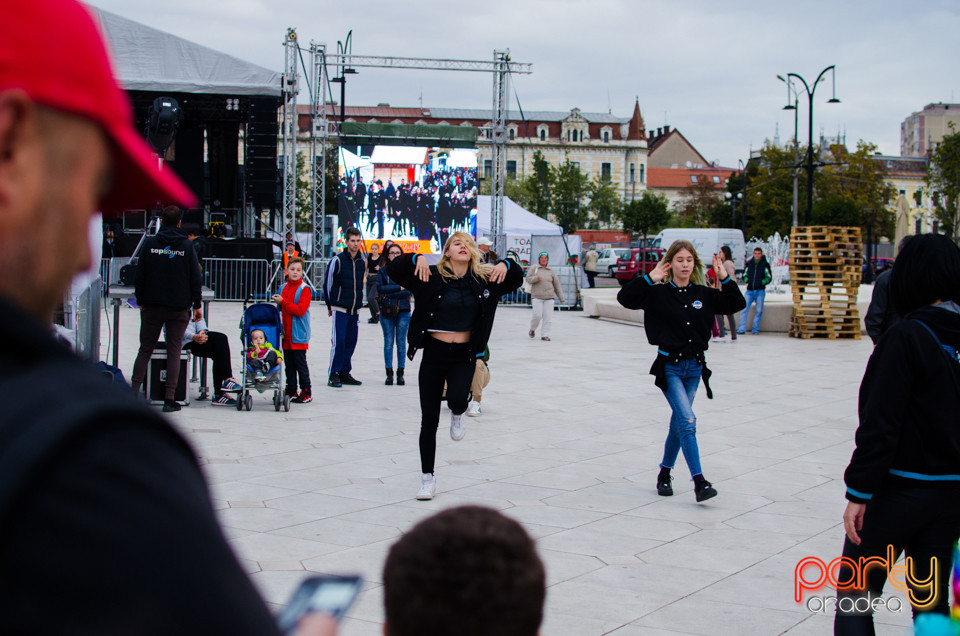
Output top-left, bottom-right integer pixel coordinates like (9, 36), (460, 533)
(618, 240), (745, 502)
(387, 232), (522, 500)
(377, 243), (412, 386)
(836, 234), (960, 633)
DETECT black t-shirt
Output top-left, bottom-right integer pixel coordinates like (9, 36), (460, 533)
(431, 276), (479, 332)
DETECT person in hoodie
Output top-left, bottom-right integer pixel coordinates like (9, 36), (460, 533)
(737, 247), (772, 335)
(131, 205), (203, 412)
(835, 234), (960, 633)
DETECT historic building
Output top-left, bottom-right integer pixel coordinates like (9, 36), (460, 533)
(644, 126), (733, 209)
(297, 100), (649, 204)
(901, 103), (960, 157)
(873, 154), (935, 234)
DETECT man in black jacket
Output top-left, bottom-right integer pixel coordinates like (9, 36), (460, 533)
(131, 205), (203, 411)
(737, 247), (772, 335)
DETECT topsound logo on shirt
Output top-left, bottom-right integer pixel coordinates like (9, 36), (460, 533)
(151, 246), (185, 258)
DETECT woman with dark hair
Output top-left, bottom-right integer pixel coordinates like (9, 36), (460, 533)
(378, 243), (412, 386)
(717, 245), (738, 342)
(836, 233), (960, 633)
(387, 232), (522, 500)
(617, 240), (745, 502)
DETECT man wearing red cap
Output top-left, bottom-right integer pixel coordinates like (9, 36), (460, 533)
(0, 1), (333, 634)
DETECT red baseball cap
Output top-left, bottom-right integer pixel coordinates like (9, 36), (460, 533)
(0, 0), (197, 214)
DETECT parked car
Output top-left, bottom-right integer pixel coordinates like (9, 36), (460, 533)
(596, 247), (632, 277)
(615, 247), (666, 286)
(871, 257), (894, 275)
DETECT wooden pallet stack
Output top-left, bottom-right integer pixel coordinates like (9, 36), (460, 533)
(788, 226), (862, 339)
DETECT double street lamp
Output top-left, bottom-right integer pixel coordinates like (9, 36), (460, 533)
(726, 159), (747, 234)
(777, 66), (840, 225)
(330, 30), (358, 124)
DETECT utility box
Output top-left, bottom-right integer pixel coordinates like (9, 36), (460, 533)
(143, 344), (190, 405)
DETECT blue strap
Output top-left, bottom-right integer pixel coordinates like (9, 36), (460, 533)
(846, 486), (873, 500)
(914, 319), (960, 396)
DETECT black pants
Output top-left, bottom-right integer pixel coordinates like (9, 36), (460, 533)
(834, 486), (960, 635)
(131, 305), (190, 400)
(418, 339), (473, 474)
(183, 331), (233, 396)
(585, 270), (596, 288)
(283, 348), (310, 394)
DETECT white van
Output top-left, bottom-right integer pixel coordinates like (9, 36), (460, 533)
(651, 229), (746, 276)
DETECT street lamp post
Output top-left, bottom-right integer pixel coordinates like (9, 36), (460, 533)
(725, 191), (742, 229)
(780, 66), (840, 225)
(777, 75), (801, 227)
(737, 159), (747, 236)
(330, 31), (358, 124)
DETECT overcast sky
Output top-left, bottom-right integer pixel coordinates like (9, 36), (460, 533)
(89, 0), (959, 168)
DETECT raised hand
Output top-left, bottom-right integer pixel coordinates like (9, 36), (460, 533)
(648, 259), (671, 283)
(712, 253), (725, 279)
(490, 262), (508, 284)
(414, 254), (431, 282)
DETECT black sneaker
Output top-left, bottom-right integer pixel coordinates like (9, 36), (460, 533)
(291, 389), (312, 403)
(162, 399), (181, 412)
(657, 476), (673, 497)
(695, 479), (717, 502)
(340, 372), (362, 386)
(328, 373), (342, 388)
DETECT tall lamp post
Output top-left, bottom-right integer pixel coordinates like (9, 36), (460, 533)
(330, 31), (358, 124)
(780, 66), (840, 225)
(725, 191), (742, 229)
(777, 75), (801, 227)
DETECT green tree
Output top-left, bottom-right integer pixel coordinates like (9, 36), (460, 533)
(742, 143), (796, 239)
(673, 174), (724, 228)
(295, 151), (311, 232)
(587, 176), (622, 228)
(926, 126), (960, 242)
(818, 140), (895, 237)
(552, 160), (590, 232)
(621, 191), (670, 243)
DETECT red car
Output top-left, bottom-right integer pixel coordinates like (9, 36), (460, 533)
(615, 248), (665, 286)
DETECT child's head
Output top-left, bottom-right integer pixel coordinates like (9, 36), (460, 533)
(250, 329), (266, 346)
(286, 257), (304, 281)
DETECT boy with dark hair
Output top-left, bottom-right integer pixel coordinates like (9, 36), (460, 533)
(382, 506), (545, 636)
(272, 256), (312, 403)
(324, 227), (365, 387)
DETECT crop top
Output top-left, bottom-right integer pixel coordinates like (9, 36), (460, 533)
(430, 276), (480, 332)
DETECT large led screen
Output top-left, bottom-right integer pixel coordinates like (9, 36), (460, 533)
(337, 146), (478, 254)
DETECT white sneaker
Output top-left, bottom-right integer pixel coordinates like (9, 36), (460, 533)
(466, 400), (482, 417)
(450, 412), (465, 441)
(711, 336), (721, 343)
(417, 473), (436, 500)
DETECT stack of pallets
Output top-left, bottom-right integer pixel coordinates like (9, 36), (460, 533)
(788, 226), (862, 340)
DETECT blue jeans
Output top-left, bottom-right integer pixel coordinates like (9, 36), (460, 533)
(380, 311), (410, 369)
(660, 359), (703, 478)
(737, 289), (766, 333)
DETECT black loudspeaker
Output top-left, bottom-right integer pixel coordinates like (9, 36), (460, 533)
(144, 345), (189, 405)
(246, 97), (280, 208)
(169, 124), (204, 202)
(119, 263), (138, 286)
(208, 122), (239, 209)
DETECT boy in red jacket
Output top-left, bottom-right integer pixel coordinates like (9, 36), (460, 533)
(271, 257), (313, 403)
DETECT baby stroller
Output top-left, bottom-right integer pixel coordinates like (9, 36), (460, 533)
(237, 301), (290, 412)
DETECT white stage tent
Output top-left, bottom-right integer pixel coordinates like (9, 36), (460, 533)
(91, 8), (281, 96)
(475, 196), (580, 267)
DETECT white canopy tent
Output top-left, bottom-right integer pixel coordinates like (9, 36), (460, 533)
(475, 196), (580, 267)
(91, 8), (281, 96)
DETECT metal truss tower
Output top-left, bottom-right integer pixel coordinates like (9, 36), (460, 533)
(489, 50), (511, 257)
(310, 42), (328, 259)
(280, 28), (299, 242)
(315, 51), (531, 255)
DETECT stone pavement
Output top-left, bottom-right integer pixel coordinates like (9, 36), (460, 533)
(105, 295), (913, 635)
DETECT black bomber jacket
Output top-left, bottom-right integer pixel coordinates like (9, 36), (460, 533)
(386, 253), (523, 359)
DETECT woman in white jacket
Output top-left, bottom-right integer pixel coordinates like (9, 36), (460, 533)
(526, 251), (565, 341)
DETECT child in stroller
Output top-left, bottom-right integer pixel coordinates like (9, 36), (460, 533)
(247, 329), (283, 380)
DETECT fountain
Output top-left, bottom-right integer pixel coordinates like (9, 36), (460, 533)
(746, 232), (790, 293)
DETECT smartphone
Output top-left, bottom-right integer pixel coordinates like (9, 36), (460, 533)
(276, 575), (363, 634)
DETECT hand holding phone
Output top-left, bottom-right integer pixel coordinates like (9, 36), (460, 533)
(277, 575), (363, 635)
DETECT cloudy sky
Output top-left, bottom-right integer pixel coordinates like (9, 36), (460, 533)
(89, 0), (959, 168)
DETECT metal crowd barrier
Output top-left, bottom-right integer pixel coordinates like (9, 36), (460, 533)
(499, 266), (581, 309)
(202, 258), (279, 302)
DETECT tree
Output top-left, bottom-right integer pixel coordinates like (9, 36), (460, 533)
(295, 151), (311, 232)
(741, 142), (796, 239)
(818, 140), (895, 237)
(551, 160), (590, 232)
(673, 175), (724, 228)
(621, 191), (670, 243)
(926, 126), (960, 243)
(587, 176), (622, 229)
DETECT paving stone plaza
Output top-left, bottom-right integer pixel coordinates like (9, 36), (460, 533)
(106, 288), (914, 635)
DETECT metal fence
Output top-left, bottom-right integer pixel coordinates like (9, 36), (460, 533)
(499, 266), (581, 309)
(202, 258), (279, 302)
